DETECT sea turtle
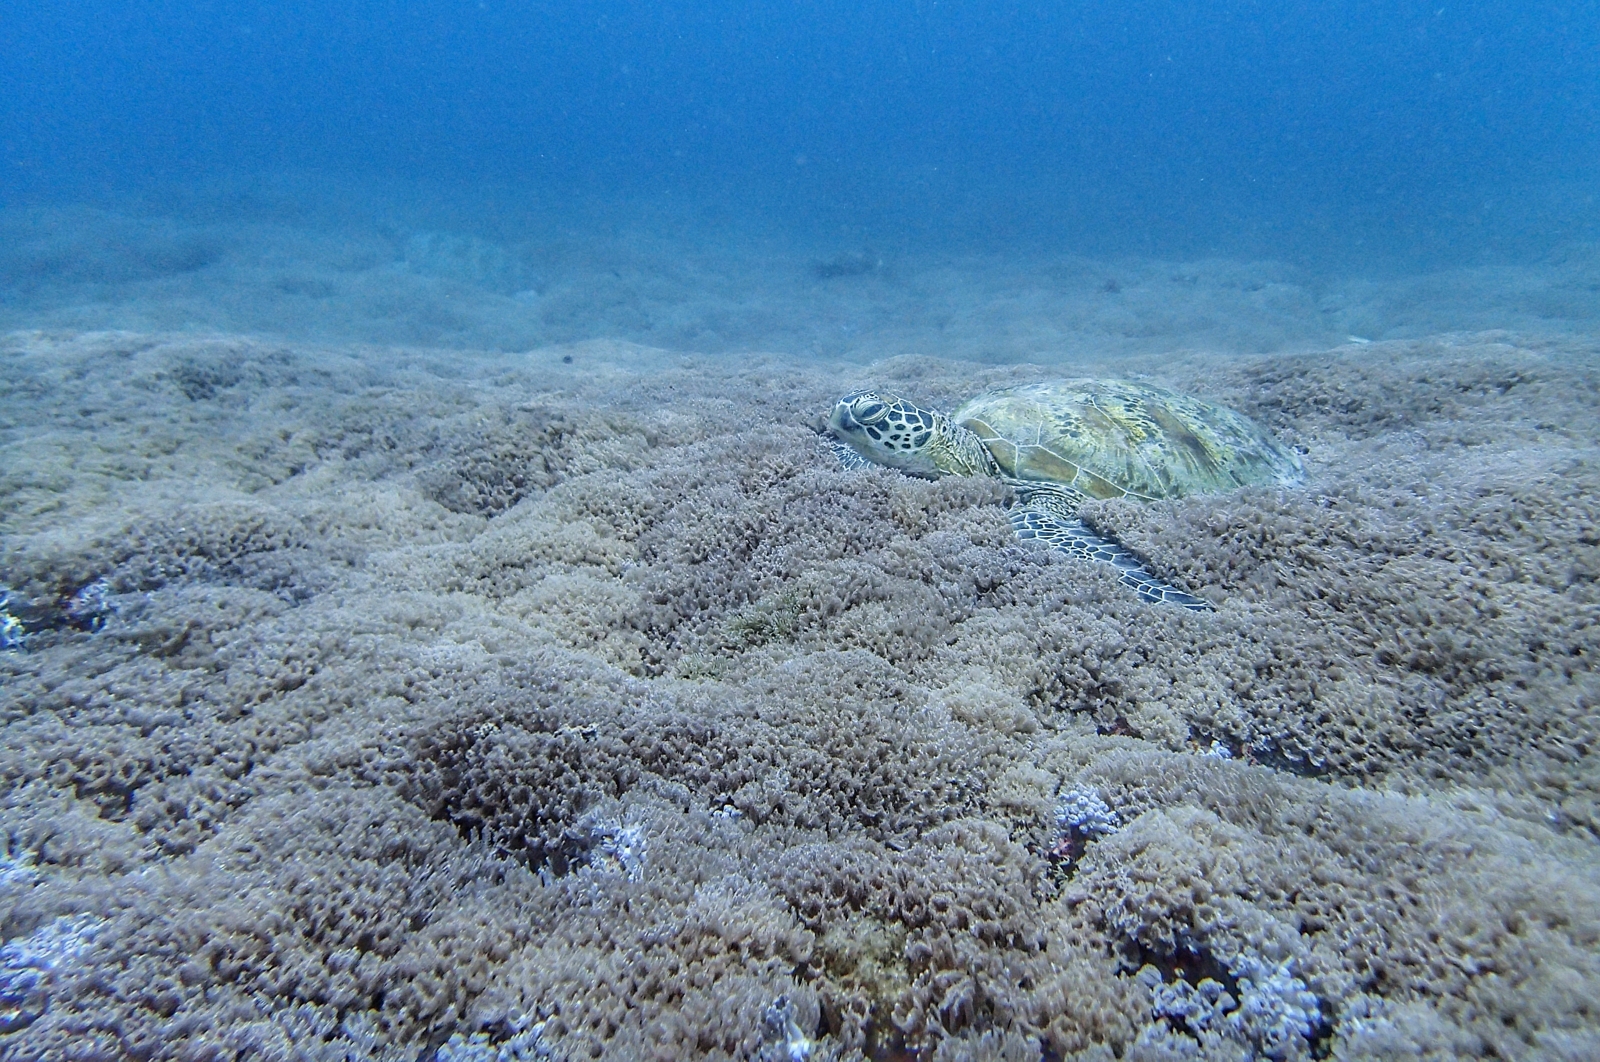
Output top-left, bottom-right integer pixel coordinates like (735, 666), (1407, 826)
(824, 378), (1304, 610)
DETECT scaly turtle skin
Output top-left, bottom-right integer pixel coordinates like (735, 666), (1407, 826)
(825, 379), (1304, 610)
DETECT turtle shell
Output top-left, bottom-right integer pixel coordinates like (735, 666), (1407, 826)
(954, 379), (1304, 501)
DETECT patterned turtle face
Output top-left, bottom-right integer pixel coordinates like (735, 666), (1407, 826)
(826, 389), (946, 477)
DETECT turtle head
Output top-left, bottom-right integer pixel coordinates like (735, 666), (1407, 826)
(826, 389), (958, 478)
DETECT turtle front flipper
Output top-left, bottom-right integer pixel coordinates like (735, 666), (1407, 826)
(1009, 492), (1213, 612)
(825, 436), (876, 471)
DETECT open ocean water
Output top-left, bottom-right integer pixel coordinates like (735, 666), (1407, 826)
(1, 3), (1599, 1060)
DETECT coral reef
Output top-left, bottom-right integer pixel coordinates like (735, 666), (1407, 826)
(0, 330), (1597, 1060)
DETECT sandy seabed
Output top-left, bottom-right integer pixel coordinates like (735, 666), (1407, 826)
(0, 324), (1597, 1061)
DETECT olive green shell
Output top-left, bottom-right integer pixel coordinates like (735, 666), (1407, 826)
(954, 379), (1304, 501)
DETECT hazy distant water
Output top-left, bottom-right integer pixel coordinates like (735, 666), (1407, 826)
(3, 0), (1599, 349)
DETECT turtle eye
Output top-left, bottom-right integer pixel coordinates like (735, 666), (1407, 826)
(852, 399), (889, 425)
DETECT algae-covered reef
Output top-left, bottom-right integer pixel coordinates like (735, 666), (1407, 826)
(1, 330), (1597, 1060)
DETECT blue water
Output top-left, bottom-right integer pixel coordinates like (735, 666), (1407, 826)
(3, 0), (1599, 348)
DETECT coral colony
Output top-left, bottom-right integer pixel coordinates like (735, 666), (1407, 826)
(0, 334), (1596, 1058)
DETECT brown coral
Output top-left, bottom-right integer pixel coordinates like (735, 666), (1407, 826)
(1, 329), (1597, 1060)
